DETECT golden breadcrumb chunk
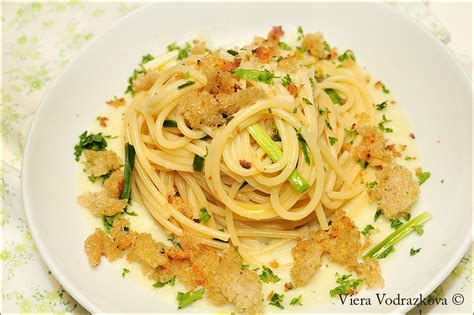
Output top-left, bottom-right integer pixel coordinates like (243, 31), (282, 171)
(127, 233), (169, 275)
(216, 87), (265, 115)
(302, 33), (328, 59)
(277, 55), (299, 73)
(170, 196), (194, 219)
(267, 26), (284, 43)
(357, 257), (384, 288)
(291, 210), (384, 288)
(84, 228), (122, 266)
(291, 238), (323, 286)
(353, 125), (392, 167)
(106, 97), (126, 108)
(103, 170), (124, 198)
(83, 150), (120, 177)
(111, 218), (138, 250)
(177, 90), (224, 128)
(253, 46), (277, 63)
(369, 163), (419, 219)
(132, 71), (159, 93)
(77, 191), (127, 217)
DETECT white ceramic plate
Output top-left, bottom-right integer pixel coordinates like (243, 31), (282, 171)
(22, 2), (471, 313)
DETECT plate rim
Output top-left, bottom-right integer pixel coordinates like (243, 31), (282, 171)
(21, 2), (471, 313)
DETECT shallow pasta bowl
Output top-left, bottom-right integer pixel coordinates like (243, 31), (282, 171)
(22, 2), (471, 313)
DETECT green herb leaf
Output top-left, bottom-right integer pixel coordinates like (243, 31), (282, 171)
(382, 84), (390, 94)
(178, 80), (195, 90)
(357, 159), (368, 169)
(338, 50), (356, 62)
(302, 97), (313, 105)
(259, 266), (280, 283)
(297, 26), (304, 40)
(88, 175), (97, 183)
(177, 43), (192, 60)
(390, 219), (403, 230)
(403, 213), (411, 221)
(167, 42), (179, 51)
(281, 74), (292, 87)
(319, 107), (331, 116)
(344, 128), (358, 137)
(366, 181), (377, 189)
(278, 42), (291, 50)
(241, 264), (249, 270)
(74, 131), (109, 161)
(227, 49), (238, 56)
(361, 224), (374, 236)
(168, 237), (182, 249)
(378, 114), (393, 133)
(177, 288), (205, 309)
(102, 212), (123, 233)
(378, 245), (395, 259)
(375, 100), (388, 111)
(290, 295), (303, 306)
(163, 120), (178, 127)
(199, 207), (211, 223)
(328, 136), (338, 146)
(269, 292), (285, 309)
(410, 247), (421, 256)
(412, 224), (424, 235)
(231, 68), (276, 84)
(323, 41), (330, 52)
(417, 171), (430, 185)
(324, 89), (342, 105)
(122, 268), (130, 278)
(193, 154), (205, 172)
(141, 54), (154, 64)
(119, 143), (136, 200)
(297, 131), (311, 165)
(374, 208), (383, 222)
(153, 276), (176, 288)
(405, 156), (414, 161)
(329, 273), (361, 297)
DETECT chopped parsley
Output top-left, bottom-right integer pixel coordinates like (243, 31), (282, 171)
(141, 54), (154, 64)
(290, 295), (303, 306)
(378, 245), (395, 258)
(163, 120), (178, 127)
(241, 264), (249, 270)
(410, 247), (421, 256)
(390, 219), (403, 230)
(297, 131), (311, 165)
(278, 41), (291, 50)
(374, 208), (383, 221)
(168, 237), (182, 249)
(329, 273), (361, 297)
(405, 156), (414, 161)
(226, 49), (238, 56)
(381, 84), (390, 94)
(281, 74), (292, 87)
(361, 224), (375, 236)
(231, 68), (276, 84)
(74, 131), (109, 161)
(378, 114), (393, 133)
(323, 41), (330, 52)
(328, 136), (338, 146)
(259, 266), (280, 283)
(275, 55), (283, 62)
(177, 288), (205, 309)
(192, 154), (205, 172)
(102, 212), (123, 233)
(124, 54), (155, 94)
(375, 100), (388, 111)
(153, 276), (176, 288)
(319, 107), (330, 116)
(121, 268), (130, 278)
(357, 159), (368, 169)
(324, 88), (342, 105)
(178, 80), (195, 90)
(366, 181), (377, 189)
(269, 292), (284, 309)
(199, 207), (211, 223)
(338, 50), (356, 62)
(309, 77), (315, 87)
(403, 213), (411, 221)
(344, 128), (358, 137)
(297, 26), (304, 40)
(88, 175), (97, 183)
(417, 171), (431, 185)
(302, 97), (313, 105)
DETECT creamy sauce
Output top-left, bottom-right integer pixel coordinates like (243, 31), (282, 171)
(75, 72), (421, 312)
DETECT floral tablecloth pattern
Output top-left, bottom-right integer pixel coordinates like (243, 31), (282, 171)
(1, 2), (472, 313)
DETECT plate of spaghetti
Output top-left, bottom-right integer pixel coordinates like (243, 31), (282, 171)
(22, 2), (471, 313)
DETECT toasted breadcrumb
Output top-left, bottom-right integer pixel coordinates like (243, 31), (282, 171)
(291, 210), (384, 288)
(302, 33), (328, 59)
(170, 196), (194, 219)
(103, 170), (124, 198)
(133, 71), (159, 93)
(267, 26), (284, 43)
(106, 97), (126, 108)
(177, 90), (224, 128)
(83, 150), (120, 177)
(352, 125), (391, 167)
(291, 238), (323, 286)
(216, 87), (265, 115)
(111, 218), (138, 250)
(127, 233), (169, 275)
(77, 191), (127, 217)
(97, 116), (108, 127)
(84, 228), (122, 266)
(239, 159), (252, 169)
(369, 163), (419, 219)
(286, 84), (298, 97)
(253, 46), (277, 63)
(277, 55), (299, 73)
(357, 257), (384, 288)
